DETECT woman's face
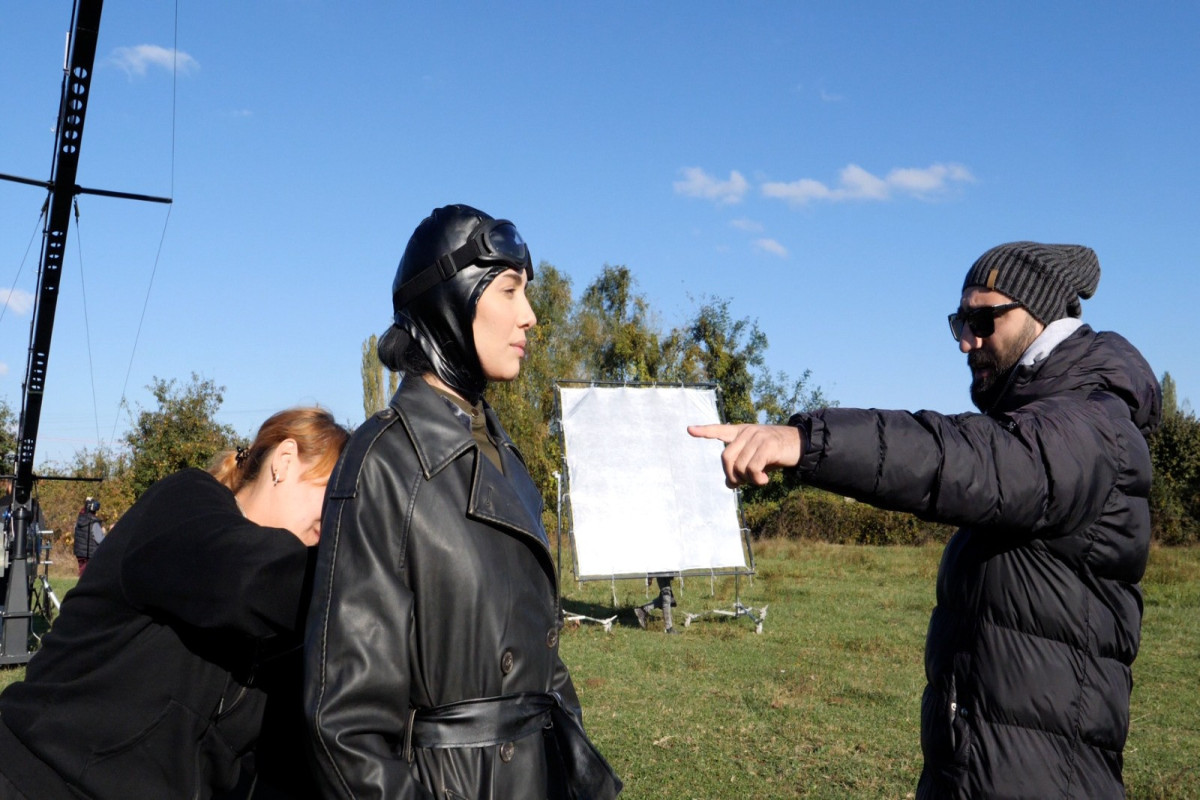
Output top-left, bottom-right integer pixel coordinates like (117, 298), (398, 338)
(273, 459), (329, 546)
(472, 269), (537, 382)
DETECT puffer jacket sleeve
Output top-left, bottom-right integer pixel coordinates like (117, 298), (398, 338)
(304, 420), (435, 800)
(795, 390), (1121, 536)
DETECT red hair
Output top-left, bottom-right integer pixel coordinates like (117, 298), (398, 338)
(210, 407), (348, 492)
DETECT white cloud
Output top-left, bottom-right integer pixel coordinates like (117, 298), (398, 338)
(761, 176), (831, 204)
(730, 218), (764, 233)
(763, 162), (973, 206)
(673, 167), (749, 205)
(110, 45), (199, 78)
(0, 363), (7, 377)
(753, 238), (788, 257)
(886, 163), (975, 196)
(1, 289), (34, 315)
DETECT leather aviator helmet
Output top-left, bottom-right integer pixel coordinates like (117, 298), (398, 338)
(381, 204), (534, 403)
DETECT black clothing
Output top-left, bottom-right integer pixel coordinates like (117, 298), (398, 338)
(792, 326), (1159, 799)
(0, 469), (313, 800)
(305, 375), (619, 800)
(72, 511), (103, 560)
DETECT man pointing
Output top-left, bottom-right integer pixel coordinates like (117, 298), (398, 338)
(690, 241), (1160, 799)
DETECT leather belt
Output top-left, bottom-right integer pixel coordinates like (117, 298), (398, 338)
(404, 691), (622, 800)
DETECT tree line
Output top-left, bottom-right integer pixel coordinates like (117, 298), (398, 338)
(5, 263), (1198, 550)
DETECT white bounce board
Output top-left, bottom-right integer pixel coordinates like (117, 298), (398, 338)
(558, 384), (748, 579)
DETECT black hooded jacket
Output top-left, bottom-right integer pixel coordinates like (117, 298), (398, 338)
(791, 325), (1160, 799)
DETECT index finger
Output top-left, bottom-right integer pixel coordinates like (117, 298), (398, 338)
(687, 424), (739, 443)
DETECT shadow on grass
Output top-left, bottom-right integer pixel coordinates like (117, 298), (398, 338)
(562, 598), (646, 629)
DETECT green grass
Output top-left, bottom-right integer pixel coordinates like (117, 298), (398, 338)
(560, 540), (1200, 800)
(3, 544), (1196, 799)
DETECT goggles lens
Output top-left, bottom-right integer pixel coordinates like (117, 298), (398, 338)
(482, 222), (530, 270)
(948, 302), (1021, 340)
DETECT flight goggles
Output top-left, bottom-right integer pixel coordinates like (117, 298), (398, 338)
(393, 219), (532, 310)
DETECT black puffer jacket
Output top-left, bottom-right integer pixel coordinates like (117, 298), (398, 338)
(792, 325), (1159, 799)
(304, 376), (606, 800)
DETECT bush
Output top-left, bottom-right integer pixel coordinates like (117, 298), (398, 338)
(745, 488), (954, 546)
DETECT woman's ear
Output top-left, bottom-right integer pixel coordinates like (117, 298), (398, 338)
(270, 438), (299, 484)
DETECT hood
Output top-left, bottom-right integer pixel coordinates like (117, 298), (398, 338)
(994, 325), (1161, 437)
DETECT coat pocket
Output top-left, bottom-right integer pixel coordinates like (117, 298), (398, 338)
(80, 700), (206, 794)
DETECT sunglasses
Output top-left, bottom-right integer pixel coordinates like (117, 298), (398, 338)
(393, 219), (534, 310)
(948, 302), (1021, 340)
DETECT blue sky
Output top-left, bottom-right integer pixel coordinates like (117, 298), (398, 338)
(2, 1), (1196, 468)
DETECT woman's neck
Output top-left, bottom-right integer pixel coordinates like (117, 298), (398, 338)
(422, 372), (465, 403)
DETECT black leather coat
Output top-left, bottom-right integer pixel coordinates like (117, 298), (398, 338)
(792, 326), (1160, 799)
(304, 376), (587, 800)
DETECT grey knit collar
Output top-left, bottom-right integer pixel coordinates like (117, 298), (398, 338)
(1019, 317), (1085, 368)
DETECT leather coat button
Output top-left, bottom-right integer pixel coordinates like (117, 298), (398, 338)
(546, 628), (559, 648)
(499, 741), (515, 762)
(500, 649), (515, 674)
(378, 407), (396, 420)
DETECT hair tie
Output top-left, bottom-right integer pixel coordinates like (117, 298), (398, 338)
(235, 446), (250, 468)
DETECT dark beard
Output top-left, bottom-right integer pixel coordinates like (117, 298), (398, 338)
(966, 314), (1043, 412)
(969, 354), (1015, 411)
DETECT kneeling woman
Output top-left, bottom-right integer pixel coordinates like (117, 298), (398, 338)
(0, 407), (348, 800)
(305, 205), (620, 799)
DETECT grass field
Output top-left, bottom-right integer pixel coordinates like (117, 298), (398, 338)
(560, 540), (1200, 800)
(3, 541), (1196, 798)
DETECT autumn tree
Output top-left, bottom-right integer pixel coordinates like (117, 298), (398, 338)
(1161, 371), (1179, 420)
(33, 445), (132, 560)
(125, 375), (239, 498)
(361, 332), (398, 420)
(577, 266), (682, 382)
(1149, 372), (1200, 543)
(0, 398), (17, 474)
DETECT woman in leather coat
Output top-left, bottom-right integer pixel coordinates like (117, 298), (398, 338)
(304, 205), (620, 800)
(0, 407), (349, 800)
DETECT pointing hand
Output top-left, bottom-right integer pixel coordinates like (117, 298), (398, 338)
(687, 423), (802, 489)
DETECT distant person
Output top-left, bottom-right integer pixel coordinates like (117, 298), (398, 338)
(304, 204), (621, 800)
(0, 407), (349, 800)
(690, 242), (1160, 798)
(72, 497), (105, 575)
(634, 576), (678, 634)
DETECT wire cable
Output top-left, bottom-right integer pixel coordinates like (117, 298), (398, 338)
(0, 202), (50, 330)
(108, 1), (180, 442)
(71, 198), (103, 447)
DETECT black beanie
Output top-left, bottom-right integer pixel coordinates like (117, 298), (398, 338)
(962, 241), (1101, 324)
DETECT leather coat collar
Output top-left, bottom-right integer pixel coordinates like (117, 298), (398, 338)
(391, 375), (547, 549)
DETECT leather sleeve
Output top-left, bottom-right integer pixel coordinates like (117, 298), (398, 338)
(551, 655), (584, 724)
(303, 427), (435, 800)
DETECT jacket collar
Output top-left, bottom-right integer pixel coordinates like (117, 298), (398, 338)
(391, 375), (547, 549)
